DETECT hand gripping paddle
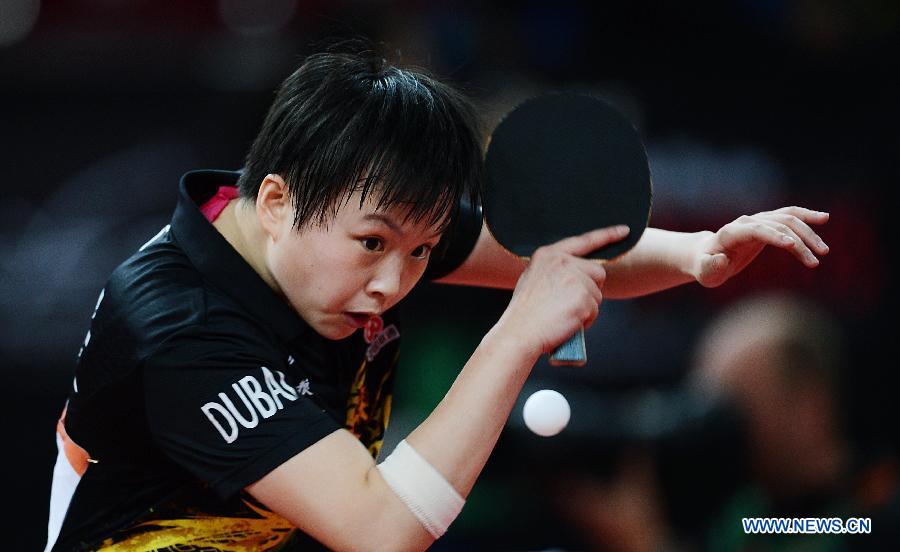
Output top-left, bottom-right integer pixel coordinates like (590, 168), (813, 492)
(484, 92), (652, 366)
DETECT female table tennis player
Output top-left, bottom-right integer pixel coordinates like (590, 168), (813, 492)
(45, 46), (829, 551)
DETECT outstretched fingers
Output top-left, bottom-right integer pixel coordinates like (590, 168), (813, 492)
(765, 211), (830, 256)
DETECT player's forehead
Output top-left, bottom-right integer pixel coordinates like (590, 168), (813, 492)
(338, 188), (446, 238)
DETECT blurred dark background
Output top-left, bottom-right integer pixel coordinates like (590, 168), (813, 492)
(2, 0), (897, 549)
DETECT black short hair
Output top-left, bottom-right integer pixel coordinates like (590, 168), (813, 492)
(237, 46), (484, 234)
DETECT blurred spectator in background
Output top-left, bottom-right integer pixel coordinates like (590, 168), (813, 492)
(692, 293), (900, 550)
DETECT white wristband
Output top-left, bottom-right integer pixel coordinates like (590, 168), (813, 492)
(376, 439), (465, 538)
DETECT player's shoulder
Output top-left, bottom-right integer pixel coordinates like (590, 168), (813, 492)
(99, 226), (272, 358)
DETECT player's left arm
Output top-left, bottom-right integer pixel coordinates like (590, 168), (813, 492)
(435, 206), (830, 298)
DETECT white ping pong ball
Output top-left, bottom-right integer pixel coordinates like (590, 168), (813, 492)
(522, 389), (570, 437)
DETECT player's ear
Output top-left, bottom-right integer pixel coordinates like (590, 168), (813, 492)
(256, 174), (291, 241)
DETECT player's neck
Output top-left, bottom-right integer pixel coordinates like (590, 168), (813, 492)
(213, 200), (280, 292)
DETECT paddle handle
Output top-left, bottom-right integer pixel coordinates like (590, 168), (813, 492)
(549, 327), (586, 366)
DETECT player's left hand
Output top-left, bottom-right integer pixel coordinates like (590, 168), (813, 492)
(691, 206), (830, 288)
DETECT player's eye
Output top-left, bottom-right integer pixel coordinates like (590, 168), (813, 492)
(361, 237), (384, 252)
(411, 245), (431, 260)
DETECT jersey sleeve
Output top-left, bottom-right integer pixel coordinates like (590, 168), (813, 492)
(142, 320), (341, 499)
(423, 192), (483, 280)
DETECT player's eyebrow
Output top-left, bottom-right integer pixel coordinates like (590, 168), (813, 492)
(363, 213), (442, 239)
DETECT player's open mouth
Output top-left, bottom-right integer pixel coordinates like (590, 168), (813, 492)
(342, 312), (372, 328)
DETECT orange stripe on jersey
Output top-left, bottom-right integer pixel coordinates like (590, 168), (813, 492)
(57, 405), (91, 476)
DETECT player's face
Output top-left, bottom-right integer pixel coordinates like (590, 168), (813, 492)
(268, 190), (444, 340)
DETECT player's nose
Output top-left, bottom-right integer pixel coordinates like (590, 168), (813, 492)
(365, 257), (403, 300)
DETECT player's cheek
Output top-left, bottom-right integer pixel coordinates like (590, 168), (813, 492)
(403, 261), (428, 293)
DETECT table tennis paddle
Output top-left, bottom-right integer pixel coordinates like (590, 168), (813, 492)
(484, 92), (652, 366)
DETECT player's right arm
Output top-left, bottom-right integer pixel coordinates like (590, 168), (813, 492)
(246, 225), (628, 551)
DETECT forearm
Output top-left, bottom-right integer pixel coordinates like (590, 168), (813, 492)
(350, 323), (538, 549)
(404, 321), (538, 496)
(601, 228), (708, 299)
(436, 223), (705, 298)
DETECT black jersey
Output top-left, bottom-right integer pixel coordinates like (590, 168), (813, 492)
(46, 170), (481, 551)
